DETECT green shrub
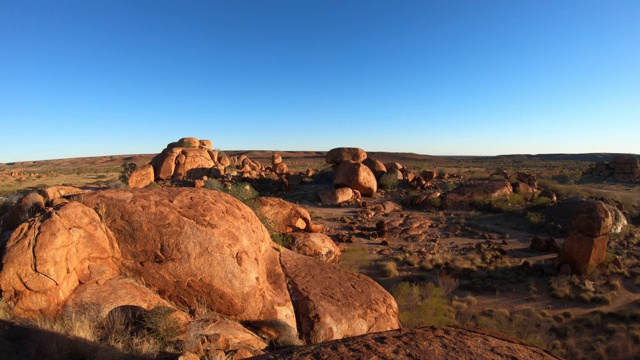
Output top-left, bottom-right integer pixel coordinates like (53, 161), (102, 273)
(392, 282), (457, 328)
(474, 193), (524, 212)
(526, 211), (545, 225)
(119, 162), (137, 184)
(142, 306), (182, 343)
(271, 232), (293, 248)
(379, 175), (399, 191)
(380, 261), (399, 277)
(203, 178), (225, 191)
(338, 247), (370, 274)
(529, 196), (553, 209)
(228, 182), (258, 203)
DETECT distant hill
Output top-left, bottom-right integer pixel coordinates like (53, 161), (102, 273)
(493, 153), (639, 163)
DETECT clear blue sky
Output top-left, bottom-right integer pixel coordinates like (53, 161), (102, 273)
(1, 0), (639, 163)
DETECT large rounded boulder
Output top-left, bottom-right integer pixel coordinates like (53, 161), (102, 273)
(149, 139), (216, 181)
(75, 188), (297, 329)
(280, 249), (400, 344)
(254, 197), (323, 233)
(333, 161), (377, 196)
(0, 201), (122, 318)
(325, 147), (367, 165)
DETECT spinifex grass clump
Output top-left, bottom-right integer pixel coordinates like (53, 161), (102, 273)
(338, 247), (370, 274)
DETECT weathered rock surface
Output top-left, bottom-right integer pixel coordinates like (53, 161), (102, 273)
(199, 139), (213, 150)
(571, 200), (613, 237)
(0, 201), (121, 317)
(254, 197), (322, 233)
(177, 137), (200, 148)
(289, 233), (341, 263)
(560, 199), (614, 274)
(325, 147), (367, 165)
(128, 164), (155, 189)
(251, 326), (559, 360)
(442, 180), (513, 210)
(274, 163), (289, 175)
(39, 186), (89, 203)
(385, 214), (435, 243)
(149, 142), (215, 181)
(279, 249), (400, 344)
(561, 233), (609, 274)
(362, 157), (387, 179)
(333, 161), (377, 196)
(317, 187), (353, 205)
(188, 318), (267, 357)
(271, 153), (283, 165)
(76, 188), (297, 329)
(542, 197), (625, 235)
(63, 277), (174, 319)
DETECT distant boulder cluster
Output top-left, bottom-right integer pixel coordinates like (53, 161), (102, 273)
(319, 147), (455, 205)
(584, 155), (640, 182)
(127, 137), (306, 189)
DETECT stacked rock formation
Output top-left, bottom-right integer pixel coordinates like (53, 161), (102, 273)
(585, 155), (640, 182)
(328, 148), (375, 194)
(560, 199), (613, 274)
(148, 137), (218, 181)
(126, 138), (302, 189)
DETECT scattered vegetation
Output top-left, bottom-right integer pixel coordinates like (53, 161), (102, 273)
(338, 247), (370, 274)
(379, 175), (399, 191)
(392, 281), (457, 327)
(379, 261), (398, 277)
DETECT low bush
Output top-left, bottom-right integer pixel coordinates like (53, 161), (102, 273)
(379, 261), (399, 277)
(118, 162), (137, 184)
(379, 175), (399, 191)
(338, 247), (370, 274)
(392, 281), (457, 328)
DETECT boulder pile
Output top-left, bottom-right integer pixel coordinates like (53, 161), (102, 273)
(0, 187), (400, 358)
(584, 155), (640, 182)
(127, 137), (307, 189)
(320, 147), (437, 205)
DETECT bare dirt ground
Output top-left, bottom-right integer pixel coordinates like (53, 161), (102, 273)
(2, 151), (640, 359)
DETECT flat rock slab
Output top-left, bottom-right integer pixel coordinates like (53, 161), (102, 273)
(250, 326), (560, 360)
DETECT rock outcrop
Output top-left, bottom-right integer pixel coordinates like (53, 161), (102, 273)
(560, 199), (613, 274)
(362, 157), (387, 179)
(254, 197), (323, 233)
(442, 180), (513, 210)
(149, 138), (217, 180)
(325, 147), (367, 165)
(333, 161), (377, 197)
(542, 197), (627, 235)
(76, 188), (297, 329)
(585, 155), (640, 182)
(252, 326), (559, 360)
(127, 164), (155, 188)
(317, 187), (354, 205)
(280, 249), (400, 344)
(0, 201), (121, 317)
(289, 233), (341, 263)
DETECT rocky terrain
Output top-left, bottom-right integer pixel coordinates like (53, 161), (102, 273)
(1, 137), (639, 359)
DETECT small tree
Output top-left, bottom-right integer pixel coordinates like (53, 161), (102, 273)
(119, 162), (137, 184)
